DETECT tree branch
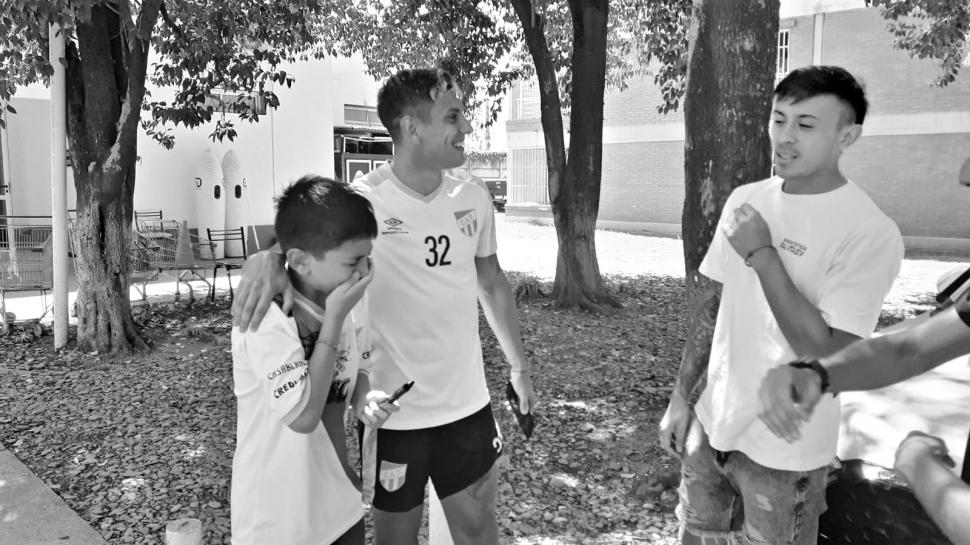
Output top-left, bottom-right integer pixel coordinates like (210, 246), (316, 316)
(159, 0), (188, 46)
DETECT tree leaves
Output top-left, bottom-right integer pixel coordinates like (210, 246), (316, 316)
(868, 0), (970, 86)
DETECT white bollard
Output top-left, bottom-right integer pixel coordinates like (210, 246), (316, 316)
(166, 518), (202, 545)
(428, 482), (455, 545)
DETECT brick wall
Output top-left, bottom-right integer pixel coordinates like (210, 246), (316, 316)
(814, 9), (970, 114)
(600, 141), (684, 224)
(506, 7), (970, 244)
(603, 77), (685, 127)
(844, 133), (970, 238)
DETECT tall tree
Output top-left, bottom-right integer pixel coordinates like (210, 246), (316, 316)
(511, 0), (612, 310)
(0, 1), (328, 353)
(680, 0), (778, 376)
(868, 0), (969, 86)
(334, 0), (690, 311)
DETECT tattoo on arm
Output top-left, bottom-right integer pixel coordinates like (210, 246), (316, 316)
(677, 273), (721, 405)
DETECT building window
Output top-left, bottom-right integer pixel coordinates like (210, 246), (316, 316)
(776, 29), (790, 76)
(518, 82), (540, 120)
(204, 90), (267, 116)
(343, 104), (382, 128)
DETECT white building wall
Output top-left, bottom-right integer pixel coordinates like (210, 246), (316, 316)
(135, 57), (337, 228)
(330, 55), (382, 125)
(3, 97), (77, 217)
(1, 57), (346, 231)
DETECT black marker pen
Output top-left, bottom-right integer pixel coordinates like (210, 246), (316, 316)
(385, 381), (415, 404)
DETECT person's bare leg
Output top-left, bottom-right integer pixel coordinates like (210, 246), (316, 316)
(373, 505), (423, 545)
(439, 463), (499, 545)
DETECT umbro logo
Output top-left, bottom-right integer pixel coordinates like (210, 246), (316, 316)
(381, 217), (408, 235)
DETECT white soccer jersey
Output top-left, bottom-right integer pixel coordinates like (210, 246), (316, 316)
(353, 163), (497, 430)
(230, 298), (369, 545)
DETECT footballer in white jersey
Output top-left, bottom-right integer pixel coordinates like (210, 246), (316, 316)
(352, 163), (497, 430)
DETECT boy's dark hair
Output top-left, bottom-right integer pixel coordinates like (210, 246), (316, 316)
(274, 175), (377, 257)
(377, 68), (456, 141)
(774, 65), (868, 125)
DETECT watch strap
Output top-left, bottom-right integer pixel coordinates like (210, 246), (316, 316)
(788, 360), (829, 393)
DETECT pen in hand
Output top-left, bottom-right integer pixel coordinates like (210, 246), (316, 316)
(384, 381), (415, 404)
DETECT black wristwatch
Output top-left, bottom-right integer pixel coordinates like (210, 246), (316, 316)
(788, 360), (830, 394)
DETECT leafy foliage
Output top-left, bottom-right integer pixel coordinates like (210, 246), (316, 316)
(506, 0), (691, 113)
(868, 0), (970, 86)
(324, 0), (693, 123)
(1, 1), (345, 353)
(1, 0), (331, 143)
(320, 0), (523, 126)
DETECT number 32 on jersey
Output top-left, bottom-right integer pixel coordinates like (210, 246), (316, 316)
(425, 235), (452, 267)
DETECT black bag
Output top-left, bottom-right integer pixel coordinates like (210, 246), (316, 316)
(818, 432), (970, 545)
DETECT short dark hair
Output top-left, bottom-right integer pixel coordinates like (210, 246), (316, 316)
(274, 175), (377, 257)
(377, 68), (456, 141)
(774, 65), (868, 125)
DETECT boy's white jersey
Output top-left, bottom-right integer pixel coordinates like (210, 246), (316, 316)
(230, 301), (368, 545)
(353, 164), (497, 430)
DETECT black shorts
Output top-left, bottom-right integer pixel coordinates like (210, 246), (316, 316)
(371, 404), (502, 512)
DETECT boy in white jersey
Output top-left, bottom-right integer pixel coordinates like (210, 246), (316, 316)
(230, 176), (398, 545)
(232, 69), (537, 545)
(659, 65), (904, 544)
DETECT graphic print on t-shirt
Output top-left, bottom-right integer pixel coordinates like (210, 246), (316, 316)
(296, 319), (353, 404)
(780, 238), (807, 257)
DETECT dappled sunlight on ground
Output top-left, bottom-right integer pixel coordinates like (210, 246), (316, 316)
(839, 355), (970, 469)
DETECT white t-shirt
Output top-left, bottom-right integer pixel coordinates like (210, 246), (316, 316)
(695, 177), (903, 471)
(230, 297), (370, 545)
(352, 164), (497, 429)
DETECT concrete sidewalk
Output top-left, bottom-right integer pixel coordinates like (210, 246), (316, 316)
(0, 445), (106, 545)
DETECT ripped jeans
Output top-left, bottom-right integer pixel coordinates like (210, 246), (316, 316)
(676, 414), (827, 545)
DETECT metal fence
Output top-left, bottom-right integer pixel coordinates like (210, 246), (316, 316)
(508, 147), (550, 206)
(0, 216), (54, 326)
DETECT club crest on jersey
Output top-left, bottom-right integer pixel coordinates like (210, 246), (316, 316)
(379, 461), (407, 492)
(454, 209), (477, 237)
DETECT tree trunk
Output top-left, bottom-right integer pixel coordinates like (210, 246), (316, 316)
(65, 1), (159, 353)
(682, 1), (778, 343)
(511, 0), (614, 312)
(553, 0), (615, 312)
(72, 174), (146, 353)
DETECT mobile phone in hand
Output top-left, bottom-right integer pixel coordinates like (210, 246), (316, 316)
(505, 380), (535, 439)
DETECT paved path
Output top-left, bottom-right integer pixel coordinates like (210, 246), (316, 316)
(0, 445), (106, 545)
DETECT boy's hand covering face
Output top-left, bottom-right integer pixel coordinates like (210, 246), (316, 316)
(324, 260), (375, 324)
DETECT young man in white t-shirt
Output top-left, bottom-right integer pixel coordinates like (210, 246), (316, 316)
(230, 176), (398, 545)
(232, 69), (537, 545)
(659, 65), (904, 544)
